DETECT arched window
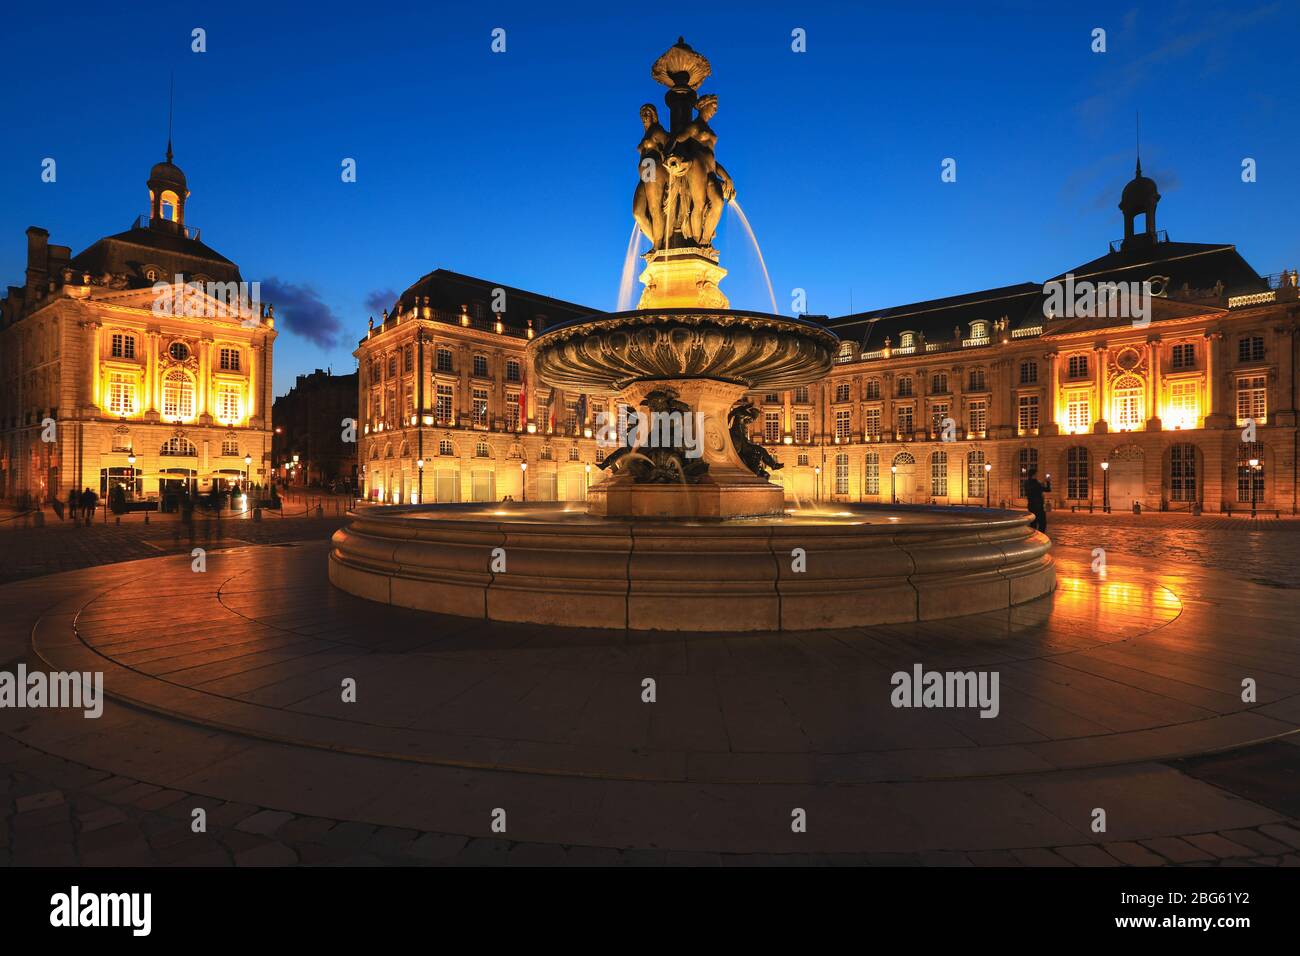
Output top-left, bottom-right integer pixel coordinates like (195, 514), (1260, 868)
(160, 436), (196, 457)
(967, 450), (986, 497)
(1170, 444), (1197, 502)
(930, 450), (948, 496)
(162, 370), (194, 420)
(476, 440), (490, 458)
(893, 451), (915, 467)
(897, 376), (913, 397)
(1111, 375), (1145, 431)
(1067, 447), (1090, 500)
(370, 444), (379, 460)
(1018, 448), (1038, 497)
(865, 379), (881, 400)
(160, 190), (181, 222)
(400, 442), (410, 458)
(834, 452), (849, 494)
(1237, 442), (1265, 504)
(837, 341), (855, 363)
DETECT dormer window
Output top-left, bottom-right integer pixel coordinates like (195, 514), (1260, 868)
(970, 320), (989, 340)
(899, 332), (916, 349)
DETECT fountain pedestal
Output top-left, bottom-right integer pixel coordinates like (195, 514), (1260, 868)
(637, 248), (729, 310)
(587, 378), (783, 519)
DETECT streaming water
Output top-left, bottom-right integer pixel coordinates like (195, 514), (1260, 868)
(727, 200), (778, 315)
(616, 222), (644, 312)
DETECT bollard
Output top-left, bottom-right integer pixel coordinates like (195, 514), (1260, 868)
(254, 507), (262, 522)
(33, 510), (45, 528)
(144, 512), (149, 524)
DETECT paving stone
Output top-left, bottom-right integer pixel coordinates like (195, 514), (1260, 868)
(1183, 833), (1256, 859)
(318, 821), (378, 849)
(13, 804), (69, 829)
(235, 809), (295, 837)
(82, 843), (155, 866)
(275, 816), (336, 843)
(77, 821), (148, 855)
(1103, 842), (1167, 866)
(1279, 854), (1300, 866)
(14, 789), (64, 813)
(13, 844), (77, 866)
(1055, 845), (1122, 867)
(235, 842), (298, 866)
(1140, 837), (1214, 863)
(365, 826), (419, 855)
(12, 820), (74, 848)
(133, 789), (188, 812)
(1258, 824), (1300, 850)
(967, 849), (1023, 866)
(152, 835), (228, 866)
(505, 842), (570, 866)
(918, 851), (973, 866)
(107, 782), (161, 805)
(145, 821), (202, 850)
(406, 832), (469, 863)
(664, 850), (723, 866)
(1011, 847), (1074, 867)
(206, 802), (262, 827)
(1221, 829), (1293, 856)
(85, 776), (140, 799)
(218, 829), (272, 854)
(561, 845), (626, 867)
(454, 838), (515, 865)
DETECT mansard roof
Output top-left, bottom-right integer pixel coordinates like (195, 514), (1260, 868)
(71, 224), (241, 286)
(826, 282), (1043, 349)
(386, 268), (598, 331)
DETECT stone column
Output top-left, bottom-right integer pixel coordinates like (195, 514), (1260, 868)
(1203, 331), (1229, 427)
(1092, 345), (1109, 433)
(88, 321), (102, 412)
(1042, 352), (1060, 436)
(1147, 335), (1162, 429)
(198, 338), (213, 424)
(1272, 321), (1298, 427)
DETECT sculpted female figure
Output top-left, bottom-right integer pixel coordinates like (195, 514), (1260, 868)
(632, 104), (670, 247)
(669, 94), (734, 246)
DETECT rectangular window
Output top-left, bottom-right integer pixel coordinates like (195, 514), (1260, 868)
(968, 452), (986, 498)
(1018, 448), (1038, 498)
(835, 453), (849, 495)
(864, 407), (881, 439)
(1020, 362), (1038, 385)
(403, 347), (413, 373)
(1170, 445), (1197, 501)
(219, 347), (240, 371)
(216, 386), (241, 424)
(896, 405), (914, 436)
(793, 386), (810, 403)
(436, 384), (454, 423)
(1018, 395), (1040, 433)
(472, 387), (489, 427)
(565, 398), (579, 434)
(835, 409), (851, 441)
(968, 400), (986, 436)
(835, 383), (851, 403)
(436, 349), (454, 372)
(1066, 448), (1090, 500)
(506, 360), (521, 382)
(1067, 354), (1089, 379)
(1238, 335), (1265, 363)
(404, 385), (414, 418)
(967, 369), (986, 391)
(107, 373), (136, 416)
(1066, 390), (1090, 433)
(506, 395), (521, 431)
(1168, 380), (1200, 429)
(865, 380), (881, 400)
(1171, 343), (1195, 369)
(793, 412), (810, 443)
(764, 411), (781, 443)
(473, 355), (489, 377)
(864, 454), (879, 495)
(1236, 375), (1267, 425)
(221, 439), (239, 456)
(930, 402), (949, 436)
(930, 452), (948, 497)
(111, 334), (136, 359)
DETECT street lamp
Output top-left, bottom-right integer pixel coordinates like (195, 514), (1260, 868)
(520, 460), (527, 502)
(584, 462), (591, 496)
(1100, 460), (1110, 513)
(1249, 457), (1260, 517)
(416, 458), (424, 504)
(890, 464), (897, 504)
(984, 461), (992, 508)
(814, 464), (821, 501)
(127, 449), (136, 500)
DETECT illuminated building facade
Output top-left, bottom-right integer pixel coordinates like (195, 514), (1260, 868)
(0, 146), (276, 503)
(360, 167), (1298, 513)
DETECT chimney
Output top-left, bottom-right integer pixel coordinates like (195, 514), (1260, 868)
(25, 227), (49, 292)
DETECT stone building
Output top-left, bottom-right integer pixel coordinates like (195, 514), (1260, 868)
(271, 368), (358, 489)
(357, 165), (1297, 514)
(0, 145), (276, 504)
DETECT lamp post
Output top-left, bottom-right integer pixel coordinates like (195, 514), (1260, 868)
(890, 464), (897, 504)
(584, 462), (591, 497)
(126, 450), (136, 501)
(814, 465), (821, 501)
(1100, 460), (1110, 513)
(292, 453), (300, 487)
(416, 458), (424, 504)
(1249, 457), (1260, 517)
(984, 461), (992, 508)
(520, 460), (527, 502)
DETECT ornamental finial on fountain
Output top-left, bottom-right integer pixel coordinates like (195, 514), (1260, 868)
(635, 39), (735, 309)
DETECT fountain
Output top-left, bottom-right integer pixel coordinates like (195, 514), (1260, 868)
(328, 38), (1055, 631)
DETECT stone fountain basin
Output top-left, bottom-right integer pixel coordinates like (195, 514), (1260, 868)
(329, 503), (1055, 632)
(529, 308), (839, 393)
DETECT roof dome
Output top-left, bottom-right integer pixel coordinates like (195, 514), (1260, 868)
(1119, 161), (1159, 212)
(148, 142), (187, 191)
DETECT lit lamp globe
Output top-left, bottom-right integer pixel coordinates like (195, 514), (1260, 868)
(1101, 461), (1109, 472)
(417, 458), (425, 470)
(1249, 457), (1260, 469)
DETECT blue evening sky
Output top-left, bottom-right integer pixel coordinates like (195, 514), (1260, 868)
(1, 0), (1296, 395)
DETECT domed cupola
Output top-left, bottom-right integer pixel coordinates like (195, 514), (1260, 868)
(147, 140), (190, 233)
(1118, 158), (1160, 251)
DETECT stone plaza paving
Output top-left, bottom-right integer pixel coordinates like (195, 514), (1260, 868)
(1, 513), (1299, 865)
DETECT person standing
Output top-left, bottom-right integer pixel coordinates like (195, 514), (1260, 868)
(81, 487), (98, 524)
(1024, 468), (1050, 534)
(68, 487), (80, 521)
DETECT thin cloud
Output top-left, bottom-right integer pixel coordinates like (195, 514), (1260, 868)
(261, 277), (346, 348)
